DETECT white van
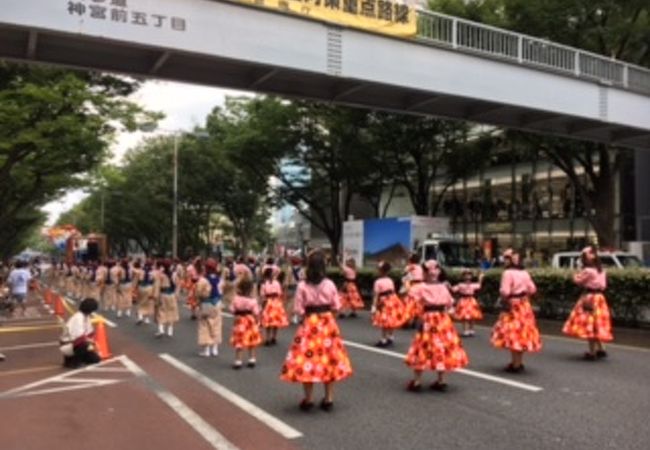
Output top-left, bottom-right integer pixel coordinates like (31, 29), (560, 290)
(551, 251), (644, 269)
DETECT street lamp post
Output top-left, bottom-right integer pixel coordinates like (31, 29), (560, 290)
(140, 124), (209, 259)
(172, 133), (179, 259)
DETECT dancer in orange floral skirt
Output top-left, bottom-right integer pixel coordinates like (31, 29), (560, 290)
(452, 269), (484, 337)
(339, 258), (364, 318)
(281, 250), (353, 412)
(401, 254), (424, 329)
(562, 246), (613, 360)
(491, 249), (542, 373)
(371, 262), (406, 347)
(405, 260), (468, 392)
(260, 267), (289, 346)
(231, 278), (262, 369)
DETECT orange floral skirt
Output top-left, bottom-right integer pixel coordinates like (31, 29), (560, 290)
(562, 293), (613, 342)
(454, 297), (484, 321)
(403, 290), (424, 322)
(281, 311), (353, 383)
(405, 312), (469, 372)
(340, 282), (365, 310)
(491, 298), (542, 352)
(231, 314), (263, 349)
(261, 297), (289, 328)
(372, 294), (407, 329)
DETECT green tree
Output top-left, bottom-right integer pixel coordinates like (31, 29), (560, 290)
(0, 62), (158, 258)
(366, 113), (492, 216)
(221, 98), (381, 263)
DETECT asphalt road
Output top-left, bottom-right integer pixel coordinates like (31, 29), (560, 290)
(114, 307), (650, 450)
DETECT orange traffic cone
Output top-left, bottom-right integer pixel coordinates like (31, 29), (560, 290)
(54, 295), (65, 317)
(93, 320), (112, 360)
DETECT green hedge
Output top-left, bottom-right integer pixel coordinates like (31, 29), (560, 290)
(327, 268), (650, 327)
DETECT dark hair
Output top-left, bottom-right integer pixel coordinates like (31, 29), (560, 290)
(79, 298), (99, 315)
(408, 254), (419, 264)
(266, 257), (274, 265)
(306, 250), (326, 285)
(237, 277), (254, 296)
(277, 270), (286, 285)
(378, 261), (391, 276)
(263, 267), (273, 281)
(581, 246), (603, 273)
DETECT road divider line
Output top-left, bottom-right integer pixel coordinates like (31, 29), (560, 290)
(121, 356), (240, 450)
(0, 324), (63, 333)
(0, 365), (61, 378)
(0, 341), (59, 352)
(472, 324), (650, 353)
(342, 340), (543, 393)
(159, 353), (302, 439)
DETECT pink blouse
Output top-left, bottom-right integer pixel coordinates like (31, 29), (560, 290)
(293, 279), (340, 315)
(499, 269), (537, 298)
(342, 266), (356, 281)
(187, 265), (198, 281)
(574, 268), (607, 291)
(453, 282), (481, 297)
(406, 264), (424, 282)
(234, 263), (252, 278)
(260, 280), (283, 297)
(230, 295), (260, 315)
(262, 264), (281, 278)
(374, 277), (395, 295)
(412, 282), (454, 306)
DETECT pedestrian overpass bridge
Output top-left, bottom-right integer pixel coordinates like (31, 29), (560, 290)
(1, 0), (649, 149)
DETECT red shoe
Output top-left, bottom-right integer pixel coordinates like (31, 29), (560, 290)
(430, 381), (448, 392)
(583, 352), (596, 361)
(299, 399), (314, 411)
(406, 380), (422, 392)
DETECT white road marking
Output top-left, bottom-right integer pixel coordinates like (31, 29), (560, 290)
(473, 324), (650, 353)
(342, 340), (544, 393)
(0, 341), (59, 352)
(5, 381), (121, 398)
(121, 356), (240, 450)
(0, 356), (128, 399)
(160, 353), (302, 439)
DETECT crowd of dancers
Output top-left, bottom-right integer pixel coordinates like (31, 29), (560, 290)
(45, 245), (613, 410)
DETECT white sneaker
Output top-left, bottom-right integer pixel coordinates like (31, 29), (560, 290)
(210, 345), (219, 357)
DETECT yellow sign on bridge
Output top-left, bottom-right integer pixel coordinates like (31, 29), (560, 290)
(236, 0), (418, 38)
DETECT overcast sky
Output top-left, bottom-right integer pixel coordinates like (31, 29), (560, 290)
(42, 80), (250, 225)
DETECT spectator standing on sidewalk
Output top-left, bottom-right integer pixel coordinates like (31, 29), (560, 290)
(8, 260), (31, 317)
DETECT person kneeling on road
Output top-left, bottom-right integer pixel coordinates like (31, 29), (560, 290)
(61, 298), (101, 368)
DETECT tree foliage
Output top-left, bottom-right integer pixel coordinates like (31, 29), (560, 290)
(0, 62), (157, 258)
(429, 0), (649, 247)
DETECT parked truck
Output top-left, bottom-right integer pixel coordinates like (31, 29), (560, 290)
(342, 216), (475, 269)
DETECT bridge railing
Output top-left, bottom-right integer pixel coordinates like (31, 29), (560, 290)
(416, 9), (650, 95)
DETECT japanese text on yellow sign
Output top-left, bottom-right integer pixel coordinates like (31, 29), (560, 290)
(236, 0), (417, 38)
